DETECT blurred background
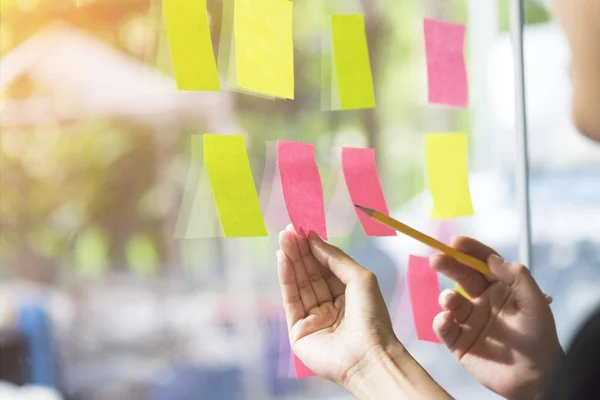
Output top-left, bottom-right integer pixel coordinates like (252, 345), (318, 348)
(1, 0), (599, 399)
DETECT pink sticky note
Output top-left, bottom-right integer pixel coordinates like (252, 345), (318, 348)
(294, 355), (316, 379)
(342, 147), (396, 236)
(424, 18), (468, 108)
(407, 255), (442, 343)
(278, 141), (327, 239)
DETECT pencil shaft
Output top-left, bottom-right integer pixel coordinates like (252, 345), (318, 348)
(373, 211), (492, 277)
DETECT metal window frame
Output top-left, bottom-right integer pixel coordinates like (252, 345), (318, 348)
(510, 0), (533, 270)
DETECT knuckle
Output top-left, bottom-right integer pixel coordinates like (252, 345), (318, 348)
(287, 295), (301, 304)
(361, 271), (378, 285)
(429, 254), (447, 269)
(297, 280), (311, 289)
(321, 268), (334, 279)
(509, 262), (528, 275)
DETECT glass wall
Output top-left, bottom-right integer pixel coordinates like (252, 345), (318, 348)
(1, 0), (598, 399)
(522, 0), (600, 349)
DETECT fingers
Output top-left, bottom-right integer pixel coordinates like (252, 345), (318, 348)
(433, 236), (553, 305)
(283, 226), (333, 304)
(452, 236), (499, 262)
(279, 230), (318, 310)
(277, 250), (306, 330)
(434, 291), (473, 350)
(487, 255), (546, 304)
(283, 225), (345, 298)
(307, 232), (371, 285)
(439, 289), (472, 323)
(433, 311), (461, 349)
(430, 236), (500, 298)
(487, 255), (520, 286)
(320, 263), (346, 298)
(430, 254), (489, 298)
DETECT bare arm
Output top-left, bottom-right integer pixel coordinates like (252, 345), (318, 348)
(277, 227), (451, 400)
(345, 342), (451, 400)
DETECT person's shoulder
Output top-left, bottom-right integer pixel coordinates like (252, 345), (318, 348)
(545, 305), (600, 400)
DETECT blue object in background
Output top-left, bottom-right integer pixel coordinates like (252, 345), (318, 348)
(18, 301), (56, 388)
(148, 363), (242, 400)
(265, 317), (303, 397)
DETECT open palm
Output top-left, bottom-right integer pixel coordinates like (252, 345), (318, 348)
(431, 237), (564, 400)
(277, 227), (398, 385)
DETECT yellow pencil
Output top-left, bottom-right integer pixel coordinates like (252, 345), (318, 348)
(355, 204), (493, 277)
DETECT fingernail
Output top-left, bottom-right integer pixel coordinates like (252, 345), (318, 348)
(308, 231), (321, 242)
(278, 230), (285, 242)
(276, 250), (284, 262)
(488, 254), (504, 269)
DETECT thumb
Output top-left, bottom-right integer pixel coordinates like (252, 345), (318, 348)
(488, 254), (545, 303)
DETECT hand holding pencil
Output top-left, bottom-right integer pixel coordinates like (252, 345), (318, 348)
(354, 205), (493, 277)
(276, 220), (563, 399)
(354, 204), (552, 303)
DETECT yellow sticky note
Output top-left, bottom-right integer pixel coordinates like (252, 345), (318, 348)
(331, 15), (376, 110)
(425, 133), (474, 219)
(204, 134), (267, 237)
(233, 0), (294, 99)
(163, 0), (220, 91)
(174, 135), (223, 239)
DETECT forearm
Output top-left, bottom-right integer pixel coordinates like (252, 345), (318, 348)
(345, 342), (452, 400)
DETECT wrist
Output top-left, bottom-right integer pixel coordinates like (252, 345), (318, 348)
(344, 341), (451, 400)
(512, 346), (565, 400)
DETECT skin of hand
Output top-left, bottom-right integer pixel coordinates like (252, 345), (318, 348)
(553, 0), (600, 140)
(277, 226), (451, 399)
(431, 237), (565, 400)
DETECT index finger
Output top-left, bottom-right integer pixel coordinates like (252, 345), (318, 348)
(307, 232), (372, 285)
(430, 236), (499, 298)
(452, 236), (499, 262)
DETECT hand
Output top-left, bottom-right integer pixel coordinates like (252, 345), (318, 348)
(277, 227), (450, 399)
(277, 226), (398, 384)
(431, 237), (565, 400)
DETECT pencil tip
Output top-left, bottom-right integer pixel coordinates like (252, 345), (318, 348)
(354, 204), (374, 217)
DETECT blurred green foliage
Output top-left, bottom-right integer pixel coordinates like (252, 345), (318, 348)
(498, 0), (551, 31)
(0, 0), (552, 281)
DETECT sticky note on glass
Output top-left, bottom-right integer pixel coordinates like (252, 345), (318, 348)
(294, 355), (316, 379)
(204, 134), (267, 237)
(174, 135), (223, 239)
(424, 18), (468, 108)
(407, 255), (442, 343)
(425, 132), (474, 219)
(278, 141), (327, 239)
(341, 147), (395, 236)
(162, 0), (220, 91)
(232, 0), (294, 99)
(331, 14), (376, 110)
(324, 148), (357, 238)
